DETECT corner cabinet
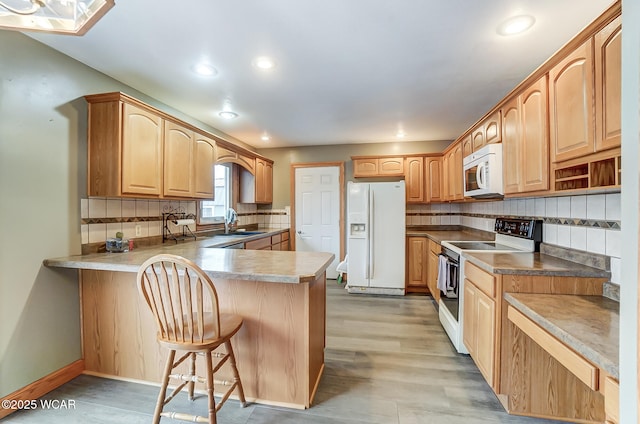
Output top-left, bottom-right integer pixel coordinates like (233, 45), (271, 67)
(240, 157), (274, 204)
(87, 95), (163, 197)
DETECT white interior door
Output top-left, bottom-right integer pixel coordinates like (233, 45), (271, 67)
(295, 166), (341, 279)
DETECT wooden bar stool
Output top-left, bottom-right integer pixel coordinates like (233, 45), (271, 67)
(137, 254), (246, 424)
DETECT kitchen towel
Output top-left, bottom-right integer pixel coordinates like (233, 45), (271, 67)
(437, 254), (449, 293)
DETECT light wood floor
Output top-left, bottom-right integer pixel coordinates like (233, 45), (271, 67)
(3, 283), (563, 423)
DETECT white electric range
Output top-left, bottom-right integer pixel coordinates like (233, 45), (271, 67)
(438, 218), (542, 354)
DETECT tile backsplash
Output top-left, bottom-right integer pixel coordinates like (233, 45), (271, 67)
(81, 198), (274, 244)
(407, 192), (621, 285)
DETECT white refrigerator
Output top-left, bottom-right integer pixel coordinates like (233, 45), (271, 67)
(347, 181), (406, 295)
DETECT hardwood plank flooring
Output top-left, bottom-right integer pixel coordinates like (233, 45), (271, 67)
(2, 282), (563, 423)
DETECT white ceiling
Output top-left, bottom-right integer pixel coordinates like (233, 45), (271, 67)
(28, 0), (614, 149)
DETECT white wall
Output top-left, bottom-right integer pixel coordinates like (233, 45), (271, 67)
(620, 0), (639, 421)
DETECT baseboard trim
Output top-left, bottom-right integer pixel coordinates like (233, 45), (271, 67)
(0, 359), (85, 419)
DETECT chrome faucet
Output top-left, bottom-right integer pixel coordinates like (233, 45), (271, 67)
(224, 208), (237, 234)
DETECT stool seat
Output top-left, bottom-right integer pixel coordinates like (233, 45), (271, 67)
(158, 313), (243, 351)
(137, 254), (247, 424)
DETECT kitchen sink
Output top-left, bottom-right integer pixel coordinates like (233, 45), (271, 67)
(217, 231), (265, 236)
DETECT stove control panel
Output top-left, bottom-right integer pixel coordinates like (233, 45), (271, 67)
(494, 218), (542, 241)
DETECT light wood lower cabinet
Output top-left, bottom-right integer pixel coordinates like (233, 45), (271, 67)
(427, 240), (440, 302)
(604, 376), (619, 424)
(244, 231), (290, 251)
(406, 237), (429, 293)
(462, 262), (497, 387)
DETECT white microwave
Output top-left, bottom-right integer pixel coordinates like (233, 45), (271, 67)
(463, 143), (504, 198)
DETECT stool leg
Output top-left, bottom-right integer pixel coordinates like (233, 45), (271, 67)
(205, 349), (217, 424)
(225, 340), (246, 407)
(154, 349), (175, 424)
(188, 352), (196, 401)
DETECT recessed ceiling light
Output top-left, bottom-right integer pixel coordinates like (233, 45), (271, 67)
(261, 134), (271, 142)
(218, 111), (238, 119)
(396, 131), (406, 138)
(252, 56), (276, 70)
(497, 15), (535, 36)
(193, 62), (217, 76)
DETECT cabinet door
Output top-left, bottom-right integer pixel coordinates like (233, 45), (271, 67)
(255, 158), (273, 204)
(462, 282), (477, 356)
(549, 39), (595, 162)
(353, 158), (378, 177)
(427, 249), (440, 301)
(379, 157), (405, 175)
(164, 120), (195, 197)
(462, 135), (473, 157)
(405, 156), (425, 203)
(453, 143), (463, 199)
(426, 157), (442, 202)
(595, 16), (621, 152)
(502, 97), (522, 194)
(521, 76), (549, 192)
(406, 237), (428, 289)
(194, 133), (215, 199)
(442, 153), (450, 201)
(121, 103), (163, 196)
(484, 111), (502, 145)
(475, 288), (496, 387)
(472, 128), (485, 152)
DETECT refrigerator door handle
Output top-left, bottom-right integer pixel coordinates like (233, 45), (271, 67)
(368, 189), (374, 280)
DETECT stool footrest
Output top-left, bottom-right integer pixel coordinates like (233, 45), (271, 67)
(160, 411), (209, 423)
(169, 373), (206, 384)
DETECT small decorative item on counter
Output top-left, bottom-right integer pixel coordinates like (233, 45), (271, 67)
(106, 232), (129, 252)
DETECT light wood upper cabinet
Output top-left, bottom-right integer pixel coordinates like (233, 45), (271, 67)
(194, 133), (216, 199)
(462, 135), (473, 157)
(452, 143), (463, 200)
(426, 157), (443, 202)
(472, 128), (484, 152)
(503, 76), (549, 195)
(255, 158), (274, 204)
(163, 120), (195, 198)
(405, 156), (425, 203)
(87, 95), (164, 198)
(442, 144), (462, 201)
(549, 39), (595, 163)
(595, 16), (621, 152)
(121, 103), (164, 196)
(352, 156), (404, 177)
(484, 111), (502, 145)
(502, 96), (522, 194)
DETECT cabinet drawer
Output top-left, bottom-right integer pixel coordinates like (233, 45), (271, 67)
(604, 376), (619, 423)
(271, 234), (282, 244)
(281, 231), (290, 241)
(465, 261), (495, 297)
(508, 306), (599, 390)
(245, 236), (271, 250)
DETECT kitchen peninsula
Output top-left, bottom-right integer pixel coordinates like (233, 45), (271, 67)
(44, 236), (334, 409)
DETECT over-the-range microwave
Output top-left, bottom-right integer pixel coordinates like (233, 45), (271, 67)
(463, 143), (504, 198)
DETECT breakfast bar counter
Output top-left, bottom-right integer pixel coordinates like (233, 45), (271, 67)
(45, 243), (335, 409)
